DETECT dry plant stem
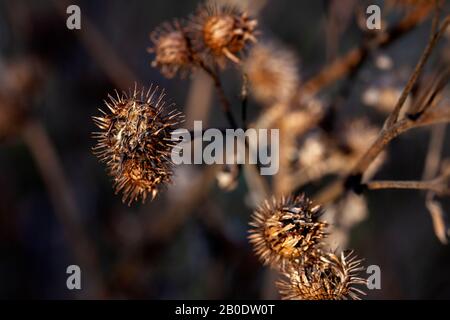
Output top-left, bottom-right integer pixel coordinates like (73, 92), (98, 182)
(351, 17), (450, 178)
(315, 108), (450, 205)
(241, 72), (249, 130)
(197, 61), (238, 129)
(53, 0), (138, 90)
(146, 164), (220, 242)
(422, 122), (448, 243)
(184, 71), (214, 129)
(367, 179), (449, 195)
(423, 124), (446, 180)
(352, 110), (450, 178)
(302, 5), (433, 96)
(22, 120), (104, 298)
(385, 15), (450, 128)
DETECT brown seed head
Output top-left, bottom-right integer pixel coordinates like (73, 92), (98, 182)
(148, 21), (193, 78)
(189, 1), (258, 66)
(277, 251), (367, 300)
(248, 194), (328, 269)
(244, 42), (300, 105)
(92, 85), (184, 205)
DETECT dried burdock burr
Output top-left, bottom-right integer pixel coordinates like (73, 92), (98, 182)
(148, 20), (193, 78)
(92, 85), (184, 205)
(244, 42), (300, 105)
(248, 194), (328, 269)
(188, 0), (258, 67)
(277, 250), (367, 300)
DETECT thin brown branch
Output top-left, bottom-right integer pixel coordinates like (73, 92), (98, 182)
(315, 105), (450, 204)
(423, 124), (446, 180)
(22, 120), (104, 298)
(146, 164), (220, 243)
(302, 5), (434, 96)
(197, 61), (239, 129)
(52, 0), (138, 91)
(385, 15), (450, 128)
(367, 179), (449, 195)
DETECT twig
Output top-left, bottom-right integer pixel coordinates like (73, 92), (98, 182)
(52, 0), (138, 90)
(385, 15), (450, 128)
(146, 164), (220, 242)
(302, 4), (434, 96)
(197, 60), (239, 129)
(241, 72), (249, 130)
(367, 179), (449, 195)
(423, 124), (446, 180)
(422, 120), (448, 243)
(22, 120), (104, 298)
(349, 16), (450, 179)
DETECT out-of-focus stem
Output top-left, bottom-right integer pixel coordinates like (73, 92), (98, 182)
(302, 4), (434, 96)
(52, 0), (137, 91)
(423, 124), (446, 181)
(196, 60), (239, 129)
(22, 120), (104, 298)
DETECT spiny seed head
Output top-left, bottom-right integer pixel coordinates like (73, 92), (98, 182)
(277, 251), (367, 300)
(188, 1), (258, 67)
(92, 85), (184, 205)
(148, 20), (193, 78)
(244, 42), (300, 105)
(248, 194), (328, 269)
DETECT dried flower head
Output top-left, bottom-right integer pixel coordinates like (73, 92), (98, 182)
(92, 85), (184, 205)
(248, 194), (328, 269)
(244, 42), (300, 105)
(148, 20), (193, 78)
(277, 251), (367, 300)
(188, 1), (258, 66)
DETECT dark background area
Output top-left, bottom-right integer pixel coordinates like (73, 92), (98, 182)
(0, 0), (449, 299)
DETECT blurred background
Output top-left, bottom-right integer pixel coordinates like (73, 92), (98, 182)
(0, 0), (449, 299)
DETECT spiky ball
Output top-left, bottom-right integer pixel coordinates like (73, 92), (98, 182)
(148, 21), (193, 78)
(188, 1), (258, 66)
(248, 194), (328, 269)
(92, 86), (183, 205)
(277, 251), (367, 300)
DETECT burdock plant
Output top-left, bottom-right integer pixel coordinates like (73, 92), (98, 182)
(248, 194), (328, 269)
(92, 85), (184, 205)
